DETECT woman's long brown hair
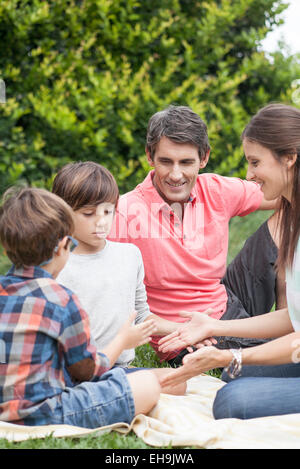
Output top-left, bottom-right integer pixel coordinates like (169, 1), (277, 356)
(242, 103), (300, 270)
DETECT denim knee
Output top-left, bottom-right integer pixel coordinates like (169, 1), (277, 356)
(213, 380), (247, 419)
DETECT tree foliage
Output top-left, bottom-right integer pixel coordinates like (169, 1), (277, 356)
(0, 0), (299, 193)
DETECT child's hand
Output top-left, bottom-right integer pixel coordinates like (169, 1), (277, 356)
(118, 312), (158, 350)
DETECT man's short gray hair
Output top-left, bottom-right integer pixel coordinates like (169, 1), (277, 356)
(146, 105), (210, 160)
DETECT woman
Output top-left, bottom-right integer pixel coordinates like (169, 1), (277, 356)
(158, 103), (300, 419)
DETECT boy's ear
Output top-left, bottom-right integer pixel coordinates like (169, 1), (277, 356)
(55, 236), (70, 256)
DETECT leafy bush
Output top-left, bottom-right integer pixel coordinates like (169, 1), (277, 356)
(0, 0), (299, 195)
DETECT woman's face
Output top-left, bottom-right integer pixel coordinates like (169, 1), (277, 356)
(244, 138), (294, 202)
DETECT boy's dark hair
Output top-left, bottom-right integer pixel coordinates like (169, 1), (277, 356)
(0, 187), (74, 268)
(52, 162), (119, 211)
(146, 105), (210, 161)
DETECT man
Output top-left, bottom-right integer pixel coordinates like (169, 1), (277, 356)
(109, 105), (284, 366)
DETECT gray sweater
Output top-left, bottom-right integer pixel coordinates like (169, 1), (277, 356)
(57, 241), (151, 366)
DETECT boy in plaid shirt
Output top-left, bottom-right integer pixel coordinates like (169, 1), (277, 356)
(0, 187), (160, 427)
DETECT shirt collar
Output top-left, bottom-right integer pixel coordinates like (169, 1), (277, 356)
(139, 170), (197, 214)
(8, 265), (53, 280)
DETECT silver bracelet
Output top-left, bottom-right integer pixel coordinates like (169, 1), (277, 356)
(224, 348), (242, 379)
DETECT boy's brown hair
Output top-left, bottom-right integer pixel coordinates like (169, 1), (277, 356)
(0, 187), (74, 268)
(52, 161), (119, 211)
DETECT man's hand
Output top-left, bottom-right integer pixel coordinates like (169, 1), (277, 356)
(158, 309), (217, 353)
(159, 346), (232, 388)
(118, 312), (158, 349)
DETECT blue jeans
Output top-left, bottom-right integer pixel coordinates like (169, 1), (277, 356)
(221, 362), (300, 382)
(28, 367), (135, 428)
(214, 363), (300, 419)
(64, 365), (147, 387)
(113, 365), (150, 374)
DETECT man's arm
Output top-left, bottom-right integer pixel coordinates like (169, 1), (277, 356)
(145, 313), (217, 346)
(258, 196), (278, 211)
(144, 313), (180, 336)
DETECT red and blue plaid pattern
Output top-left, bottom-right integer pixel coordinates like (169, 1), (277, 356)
(0, 265), (109, 424)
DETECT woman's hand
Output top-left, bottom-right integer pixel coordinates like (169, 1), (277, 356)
(159, 346), (232, 388)
(158, 309), (218, 353)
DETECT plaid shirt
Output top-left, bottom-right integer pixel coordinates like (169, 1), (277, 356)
(0, 265), (110, 425)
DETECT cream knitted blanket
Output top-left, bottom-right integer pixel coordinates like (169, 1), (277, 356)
(1, 374), (300, 449)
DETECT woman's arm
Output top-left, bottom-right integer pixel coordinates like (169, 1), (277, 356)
(158, 308), (294, 353)
(242, 330), (300, 366)
(212, 308), (293, 340)
(159, 330), (300, 388)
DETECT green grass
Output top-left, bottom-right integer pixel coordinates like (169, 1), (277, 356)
(0, 248), (11, 276)
(0, 431), (156, 450)
(0, 210), (272, 449)
(227, 210), (273, 264)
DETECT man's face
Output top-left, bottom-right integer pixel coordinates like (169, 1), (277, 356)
(147, 136), (209, 205)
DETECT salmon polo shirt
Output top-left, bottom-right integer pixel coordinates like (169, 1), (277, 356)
(109, 171), (263, 360)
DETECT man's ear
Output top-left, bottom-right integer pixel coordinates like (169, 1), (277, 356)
(199, 149), (210, 169)
(146, 148), (155, 167)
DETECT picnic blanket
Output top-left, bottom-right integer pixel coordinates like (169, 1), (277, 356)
(1, 374), (300, 449)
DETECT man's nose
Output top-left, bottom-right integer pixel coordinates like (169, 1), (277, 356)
(169, 165), (183, 180)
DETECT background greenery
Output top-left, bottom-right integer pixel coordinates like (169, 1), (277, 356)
(0, 0), (300, 194)
(0, 0), (299, 450)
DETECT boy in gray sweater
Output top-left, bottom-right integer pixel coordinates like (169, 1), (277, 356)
(53, 162), (189, 393)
